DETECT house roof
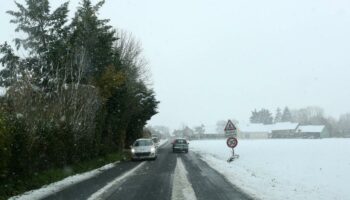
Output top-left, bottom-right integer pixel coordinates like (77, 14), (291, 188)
(239, 122), (299, 133)
(239, 122), (326, 134)
(271, 122), (299, 131)
(239, 123), (271, 133)
(297, 125), (325, 133)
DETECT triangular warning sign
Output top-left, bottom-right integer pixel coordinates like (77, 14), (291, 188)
(224, 120), (236, 132)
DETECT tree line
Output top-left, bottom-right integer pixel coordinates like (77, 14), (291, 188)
(0, 0), (158, 190)
(250, 107), (292, 124)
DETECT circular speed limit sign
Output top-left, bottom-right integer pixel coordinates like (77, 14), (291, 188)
(226, 137), (238, 148)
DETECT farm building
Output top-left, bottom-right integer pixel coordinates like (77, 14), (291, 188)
(297, 125), (328, 138)
(238, 123), (271, 139)
(270, 122), (299, 138)
(237, 122), (328, 139)
(239, 122), (300, 139)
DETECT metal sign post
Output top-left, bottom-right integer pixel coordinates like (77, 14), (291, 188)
(225, 120), (239, 162)
(226, 136), (239, 162)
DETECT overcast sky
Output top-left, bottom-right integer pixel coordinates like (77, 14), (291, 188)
(1, 0), (350, 131)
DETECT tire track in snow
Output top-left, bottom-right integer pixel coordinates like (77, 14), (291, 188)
(172, 157), (197, 200)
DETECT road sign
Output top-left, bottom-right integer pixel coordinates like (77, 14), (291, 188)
(226, 137), (238, 148)
(225, 131), (237, 137)
(224, 120), (236, 132)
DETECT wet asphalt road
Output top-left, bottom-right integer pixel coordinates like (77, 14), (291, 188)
(44, 141), (253, 200)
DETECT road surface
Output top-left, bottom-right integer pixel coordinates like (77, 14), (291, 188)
(43, 141), (253, 200)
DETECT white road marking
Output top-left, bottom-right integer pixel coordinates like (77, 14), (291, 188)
(87, 162), (146, 200)
(171, 157), (197, 200)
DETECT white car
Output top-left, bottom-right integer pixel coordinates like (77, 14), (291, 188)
(131, 138), (157, 160)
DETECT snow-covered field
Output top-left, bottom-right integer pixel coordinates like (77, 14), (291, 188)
(190, 138), (350, 200)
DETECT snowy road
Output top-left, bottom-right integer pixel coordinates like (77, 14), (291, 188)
(41, 141), (252, 200)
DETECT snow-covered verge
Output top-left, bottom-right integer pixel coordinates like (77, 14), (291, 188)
(9, 162), (119, 200)
(10, 138), (168, 200)
(190, 139), (350, 200)
(158, 138), (168, 147)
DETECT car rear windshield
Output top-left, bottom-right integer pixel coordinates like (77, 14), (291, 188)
(175, 139), (187, 144)
(134, 140), (152, 146)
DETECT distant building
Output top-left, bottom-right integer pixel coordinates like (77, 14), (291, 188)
(270, 122), (299, 138)
(183, 126), (194, 139)
(229, 122), (329, 139)
(238, 123), (271, 139)
(297, 125), (328, 138)
(173, 126), (195, 139)
(239, 122), (300, 139)
(200, 133), (225, 139)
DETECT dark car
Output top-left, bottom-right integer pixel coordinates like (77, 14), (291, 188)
(172, 138), (189, 153)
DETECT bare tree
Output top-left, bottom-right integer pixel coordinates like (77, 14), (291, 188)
(114, 30), (150, 84)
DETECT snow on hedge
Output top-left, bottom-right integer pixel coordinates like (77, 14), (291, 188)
(9, 162), (119, 200)
(0, 87), (6, 97)
(190, 138), (350, 200)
